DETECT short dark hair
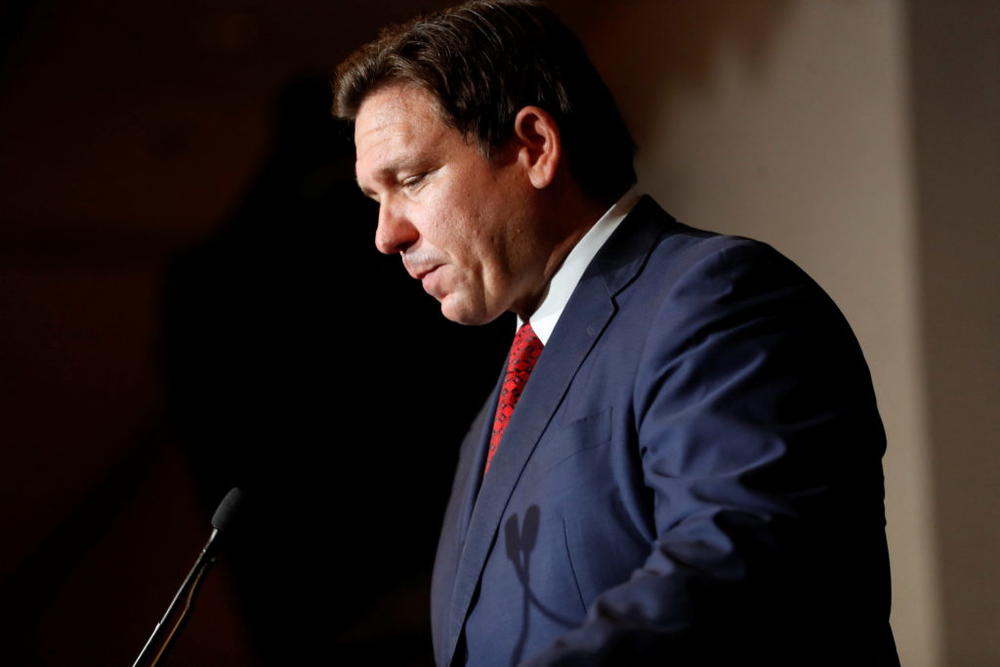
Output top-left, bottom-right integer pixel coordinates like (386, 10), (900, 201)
(333, 0), (636, 205)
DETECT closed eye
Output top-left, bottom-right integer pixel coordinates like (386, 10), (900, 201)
(401, 171), (431, 192)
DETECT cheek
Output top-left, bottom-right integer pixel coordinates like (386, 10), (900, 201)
(437, 206), (484, 265)
(412, 194), (452, 252)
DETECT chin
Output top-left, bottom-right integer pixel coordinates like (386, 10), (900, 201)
(440, 295), (502, 326)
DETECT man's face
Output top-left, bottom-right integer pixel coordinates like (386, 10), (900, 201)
(354, 84), (547, 325)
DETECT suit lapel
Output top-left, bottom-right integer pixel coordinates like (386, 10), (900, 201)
(431, 369), (500, 664)
(441, 196), (674, 665)
(457, 373), (503, 539)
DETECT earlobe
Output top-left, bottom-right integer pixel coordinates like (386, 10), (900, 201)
(512, 106), (561, 190)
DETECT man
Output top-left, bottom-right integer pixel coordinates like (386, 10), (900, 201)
(334, 2), (898, 665)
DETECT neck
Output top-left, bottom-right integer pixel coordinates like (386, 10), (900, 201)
(511, 187), (608, 320)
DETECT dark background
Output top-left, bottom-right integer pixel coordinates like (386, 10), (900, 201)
(0, 1), (511, 664)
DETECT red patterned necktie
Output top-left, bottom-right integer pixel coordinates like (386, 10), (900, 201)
(483, 322), (544, 475)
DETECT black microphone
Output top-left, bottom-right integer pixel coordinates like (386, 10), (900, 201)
(133, 488), (243, 667)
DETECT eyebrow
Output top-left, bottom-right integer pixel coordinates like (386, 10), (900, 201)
(355, 157), (421, 199)
(356, 178), (376, 199)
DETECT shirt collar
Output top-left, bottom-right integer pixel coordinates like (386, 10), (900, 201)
(519, 187), (641, 344)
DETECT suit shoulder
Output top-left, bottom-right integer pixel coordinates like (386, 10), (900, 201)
(613, 211), (859, 351)
(606, 197), (841, 323)
(640, 224), (814, 304)
(621, 197), (800, 281)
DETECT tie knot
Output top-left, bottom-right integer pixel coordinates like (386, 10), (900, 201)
(508, 323), (543, 374)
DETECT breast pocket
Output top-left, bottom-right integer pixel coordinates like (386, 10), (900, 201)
(529, 406), (614, 474)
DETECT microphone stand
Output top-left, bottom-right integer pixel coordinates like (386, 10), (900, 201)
(133, 488), (242, 666)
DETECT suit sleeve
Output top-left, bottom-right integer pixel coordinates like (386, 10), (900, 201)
(521, 240), (893, 666)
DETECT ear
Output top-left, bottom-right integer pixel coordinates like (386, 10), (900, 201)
(511, 106), (562, 190)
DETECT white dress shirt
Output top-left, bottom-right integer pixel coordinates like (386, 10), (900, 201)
(519, 188), (641, 344)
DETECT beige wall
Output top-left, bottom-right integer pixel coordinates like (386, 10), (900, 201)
(908, 1), (1000, 664)
(558, 1), (968, 664)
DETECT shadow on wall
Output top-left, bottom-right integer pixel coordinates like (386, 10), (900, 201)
(162, 73), (511, 665)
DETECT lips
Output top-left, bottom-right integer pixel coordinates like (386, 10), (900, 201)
(412, 265), (441, 281)
(403, 254), (441, 280)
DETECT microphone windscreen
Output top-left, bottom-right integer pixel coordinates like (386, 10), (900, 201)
(211, 487), (244, 532)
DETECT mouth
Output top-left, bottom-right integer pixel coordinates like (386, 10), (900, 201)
(413, 265), (440, 281)
(404, 258), (442, 282)
(407, 263), (445, 297)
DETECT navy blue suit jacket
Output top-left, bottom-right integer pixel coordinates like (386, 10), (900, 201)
(430, 197), (898, 666)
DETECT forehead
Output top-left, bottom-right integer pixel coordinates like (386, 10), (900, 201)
(355, 85), (446, 152)
(354, 85), (453, 185)
(359, 82), (427, 121)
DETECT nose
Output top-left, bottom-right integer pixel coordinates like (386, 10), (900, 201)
(374, 200), (418, 255)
